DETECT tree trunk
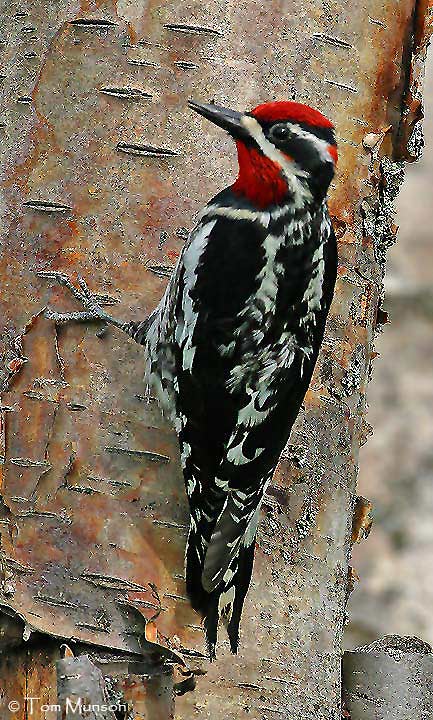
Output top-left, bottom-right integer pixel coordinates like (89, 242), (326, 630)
(0, 1), (431, 719)
(343, 636), (433, 719)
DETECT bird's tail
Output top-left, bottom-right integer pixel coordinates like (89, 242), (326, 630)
(185, 525), (256, 658)
(185, 524), (209, 621)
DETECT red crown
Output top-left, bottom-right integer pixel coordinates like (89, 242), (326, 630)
(251, 101), (334, 129)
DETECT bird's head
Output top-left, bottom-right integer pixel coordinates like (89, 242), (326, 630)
(189, 99), (337, 210)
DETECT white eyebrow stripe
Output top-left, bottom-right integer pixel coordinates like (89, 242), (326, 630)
(289, 124), (336, 163)
(240, 115), (312, 208)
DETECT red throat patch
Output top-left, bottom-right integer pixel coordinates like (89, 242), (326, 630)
(232, 141), (289, 209)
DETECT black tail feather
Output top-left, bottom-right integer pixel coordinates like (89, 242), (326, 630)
(185, 525), (257, 658)
(185, 525), (208, 614)
(226, 540), (255, 654)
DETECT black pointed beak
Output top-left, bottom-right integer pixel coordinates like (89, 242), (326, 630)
(188, 100), (249, 140)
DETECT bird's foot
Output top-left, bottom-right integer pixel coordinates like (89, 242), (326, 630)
(35, 270), (127, 331)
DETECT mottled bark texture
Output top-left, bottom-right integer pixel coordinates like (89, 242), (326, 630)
(57, 649), (175, 719)
(0, 1), (432, 719)
(343, 636), (433, 719)
(57, 653), (120, 719)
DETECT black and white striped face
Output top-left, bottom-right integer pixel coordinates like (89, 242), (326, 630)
(246, 115), (337, 199)
(264, 119), (336, 170)
(189, 99), (337, 207)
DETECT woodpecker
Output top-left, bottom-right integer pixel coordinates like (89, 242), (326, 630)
(38, 99), (338, 659)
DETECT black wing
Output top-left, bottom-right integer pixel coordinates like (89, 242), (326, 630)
(173, 204), (337, 655)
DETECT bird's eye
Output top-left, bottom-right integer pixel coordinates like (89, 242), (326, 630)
(269, 123), (290, 141)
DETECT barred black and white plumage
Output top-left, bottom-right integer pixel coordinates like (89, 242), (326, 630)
(39, 99), (338, 659)
(138, 101), (338, 657)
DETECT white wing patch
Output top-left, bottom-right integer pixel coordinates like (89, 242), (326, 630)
(199, 203), (271, 228)
(218, 584), (235, 621)
(237, 388), (272, 428)
(143, 218), (217, 421)
(220, 210), (326, 467)
(175, 219), (217, 371)
(214, 476), (229, 490)
(243, 504), (261, 548)
(300, 242), (325, 327)
(226, 436), (265, 466)
(249, 231), (286, 313)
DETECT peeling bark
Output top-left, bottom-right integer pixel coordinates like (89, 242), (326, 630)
(0, 1), (432, 719)
(57, 654), (119, 719)
(57, 649), (175, 720)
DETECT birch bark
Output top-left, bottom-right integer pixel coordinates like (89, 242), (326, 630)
(0, 1), (431, 718)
